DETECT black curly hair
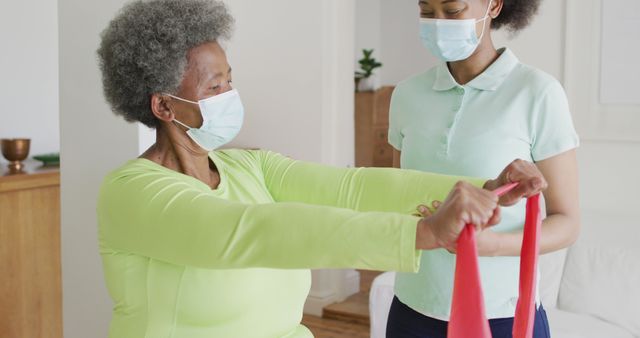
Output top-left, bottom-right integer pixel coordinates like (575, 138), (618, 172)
(491, 0), (542, 32)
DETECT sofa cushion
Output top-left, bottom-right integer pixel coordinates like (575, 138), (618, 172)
(538, 248), (567, 308)
(369, 271), (396, 338)
(558, 244), (640, 337)
(545, 307), (634, 338)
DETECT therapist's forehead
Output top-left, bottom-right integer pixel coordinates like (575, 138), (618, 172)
(419, 0), (470, 6)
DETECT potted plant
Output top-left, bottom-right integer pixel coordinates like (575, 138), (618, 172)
(355, 49), (382, 92)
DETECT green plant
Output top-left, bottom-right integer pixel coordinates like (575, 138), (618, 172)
(355, 49), (382, 79)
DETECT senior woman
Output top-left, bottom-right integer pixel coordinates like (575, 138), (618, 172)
(96, 1), (546, 337)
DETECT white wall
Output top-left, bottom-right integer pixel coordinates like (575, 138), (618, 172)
(0, 0), (59, 161)
(59, 0), (139, 336)
(578, 141), (640, 214)
(356, 0), (437, 87)
(491, 0), (566, 82)
(378, 0), (439, 85)
(60, 0), (356, 335)
(355, 0), (640, 217)
(225, 0), (355, 167)
(354, 0), (382, 88)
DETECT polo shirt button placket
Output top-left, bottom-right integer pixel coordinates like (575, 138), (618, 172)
(443, 87), (465, 155)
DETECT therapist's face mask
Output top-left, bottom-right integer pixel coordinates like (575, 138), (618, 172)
(419, 0), (493, 62)
(165, 89), (244, 152)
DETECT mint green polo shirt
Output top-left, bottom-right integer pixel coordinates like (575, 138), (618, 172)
(389, 48), (579, 320)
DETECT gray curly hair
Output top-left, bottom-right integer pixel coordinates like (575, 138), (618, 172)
(97, 0), (234, 128)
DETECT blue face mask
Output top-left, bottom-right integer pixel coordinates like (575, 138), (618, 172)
(419, 1), (492, 62)
(166, 89), (244, 152)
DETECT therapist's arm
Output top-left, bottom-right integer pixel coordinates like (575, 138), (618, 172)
(487, 150), (580, 256)
(418, 151), (577, 256)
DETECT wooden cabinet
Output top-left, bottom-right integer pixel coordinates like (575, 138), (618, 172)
(0, 163), (62, 338)
(355, 86), (395, 167)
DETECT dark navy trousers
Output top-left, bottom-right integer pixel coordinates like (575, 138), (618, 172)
(386, 296), (551, 338)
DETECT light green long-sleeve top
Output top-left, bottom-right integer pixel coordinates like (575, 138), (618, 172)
(97, 149), (484, 338)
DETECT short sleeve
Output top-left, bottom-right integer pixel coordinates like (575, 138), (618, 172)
(388, 87), (404, 151)
(531, 80), (580, 162)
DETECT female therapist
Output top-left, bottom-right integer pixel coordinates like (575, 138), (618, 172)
(386, 1), (580, 337)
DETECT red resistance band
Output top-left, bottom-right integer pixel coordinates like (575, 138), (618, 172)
(448, 183), (542, 338)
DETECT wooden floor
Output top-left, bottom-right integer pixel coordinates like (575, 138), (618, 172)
(301, 314), (369, 338)
(323, 291), (370, 325)
(301, 270), (382, 338)
(358, 270), (382, 293)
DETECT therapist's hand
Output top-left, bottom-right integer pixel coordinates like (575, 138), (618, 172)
(484, 159), (548, 206)
(416, 181), (500, 251)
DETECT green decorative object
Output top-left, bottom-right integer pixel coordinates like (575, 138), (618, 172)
(355, 49), (383, 92)
(33, 152), (60, 166)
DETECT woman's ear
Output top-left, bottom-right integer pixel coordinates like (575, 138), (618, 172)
(490, 0), (503, 19)
(150, 93), (175, 122)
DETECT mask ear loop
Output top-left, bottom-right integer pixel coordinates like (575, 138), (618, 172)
(475, 0), (493, 42)
(162, 93), (200, 130)
(164, 93), (198, 105)
(172, 118), (192, 130)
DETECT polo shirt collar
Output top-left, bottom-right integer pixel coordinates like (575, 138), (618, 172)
(432, 48), (520, 92)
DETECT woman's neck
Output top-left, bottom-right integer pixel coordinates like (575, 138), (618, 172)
(447, 38), (500, 86)
(140, 125), (220, 189)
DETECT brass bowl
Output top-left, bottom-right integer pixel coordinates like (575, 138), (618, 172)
(1, 138), (31, 173)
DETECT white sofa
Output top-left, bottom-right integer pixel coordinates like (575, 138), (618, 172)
(370, 211), (640, 338)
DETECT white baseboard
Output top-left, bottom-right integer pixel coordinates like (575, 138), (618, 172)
(303, 269), (361, 316)
(303, 292), (341, 316)
(342, 269), (360, 298)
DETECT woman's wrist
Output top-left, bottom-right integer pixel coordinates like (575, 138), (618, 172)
(416, 218), (439, 251)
